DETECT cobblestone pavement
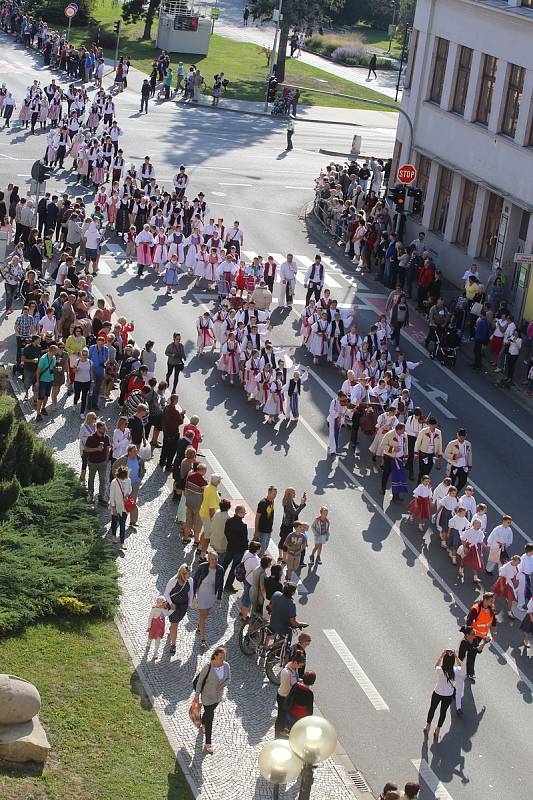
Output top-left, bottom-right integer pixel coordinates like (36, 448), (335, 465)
(8, 374), (357, 800)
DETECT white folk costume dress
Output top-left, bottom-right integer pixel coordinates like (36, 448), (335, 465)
(135, 229), (155, 266)
(197, 316), (215, 352)
(217, 339), (240, 375)
(493, 559), (519, 603)
(194, 249), (209, 279)
(300, 305), (317, 344)
(369, 412), (398, 456)
(309, 319), (330, 358)
(185, 232), (202, 269)
(244, 356), (261, 396)
(166, 231), (185, 263)
(213, 308), (229, 346)
(337, 332), (362, 372)
(263, 379), (284, 418)
(152, 232), (168, 269)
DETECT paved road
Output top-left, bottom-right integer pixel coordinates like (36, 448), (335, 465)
(1, 38), (532, 800)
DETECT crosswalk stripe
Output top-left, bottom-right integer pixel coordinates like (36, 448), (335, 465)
(97, 258), (112, 275)
(293, 255), (342, 289)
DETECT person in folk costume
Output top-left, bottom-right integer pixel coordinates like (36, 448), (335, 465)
(327, 311), (345, 364)
(95, 186), (108, 219)
(235, 321), (247, 355)
(217, 331), (240, 384)
(163, 254), (180, 297)
(408, 474), (432, 531)
(107, 191), (119, 229)
(197, 311), (215, 356)
(369, 406), (399, 472)
(185, 227), (202, 272)
(366, 357), (380, 387)
(205, 246), (220, 289)
(392, 354), (420, 391)
(212, 303), (230, 350)
(150, 207), (167, 232)
(327, 391), (348, 456)
(263, 369), (285, 423)
(18, 96), (31, 128)
(278, 254), (298, 308)
(337, 325), (362, 373)
(308, 311), (331, 366)
(516, 544), (533, 612)
(246, 324), (262, 355)
(283, 369), (308, 421)
(123, 225), (137, 264)
(392, 388), (414, 424)
(431, 476), (452, 526)
(436, 486), (459, 550)
(133, 197), (149, 233)
(234, 259), (246, 296)
(259, 341), (277, 372)
(239, 340), (254, 385)
(75, 143), (89, 183)
(69, 129), (84, 167)
(276, 358), (288, 387)
(244, 349), (262, 400)
(135, 224), (155, 277)
(87, 104), (100, 133)
(54, 127), (71, 168)
(48, 93), (62, 128)
(193, 243), (209, 287)
(116, 197), (132, 235)
(101, 137), (115, 174)
(354, 341), (370, 379)
(166, 225), (186, 264)
(38, 96), (49, 130)
(318, 287), (332, 315)
(298, 300), (315, 345)
(380, 423), (409, 501)
(221, 309), (237, 342)
(254, 365), (272, 409)
(491, 554), (520, 617)
(459, 519), (487, 586)
(111, 150), (125, 183)
(92, 156), (106, 189)
(152, 228), (168, 275)
(45, 129), (58, 166)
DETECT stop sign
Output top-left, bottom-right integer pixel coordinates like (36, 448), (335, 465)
(397, 164), (417, 184)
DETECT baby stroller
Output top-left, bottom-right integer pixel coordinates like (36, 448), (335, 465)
(271, 95), (290, 116)
(429, 326), (459, 368)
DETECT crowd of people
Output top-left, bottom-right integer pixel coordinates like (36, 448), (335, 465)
(1, 3), (532, 786)
(315, 161), (533, 392)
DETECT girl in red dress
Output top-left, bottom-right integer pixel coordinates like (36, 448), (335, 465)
(408, 475), (432, 531)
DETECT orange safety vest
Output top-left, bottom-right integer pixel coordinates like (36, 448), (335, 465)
(471, 604), (493, 638)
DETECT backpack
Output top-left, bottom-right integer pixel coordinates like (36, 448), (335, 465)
(235, 554), (254, 583)
(192, 663), (211, 692)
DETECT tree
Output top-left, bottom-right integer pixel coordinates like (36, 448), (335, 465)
(122, 0), (162, 41)
(252, 0), (346, 82)
(397, 0), (416, 32)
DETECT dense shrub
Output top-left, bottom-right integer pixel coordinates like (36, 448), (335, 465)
(26, 0), (94, 26)
(0, 394), (118, 635)
(330, 46), (390, 68)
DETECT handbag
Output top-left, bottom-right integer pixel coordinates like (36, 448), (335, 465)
(118, 480), (136, 514)
(188, 698), (203, 728)
(138, 442), (152, 461)
(471, 301), (483, 316)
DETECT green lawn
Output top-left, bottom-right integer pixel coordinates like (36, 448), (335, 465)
(351, 26), (403, 58)
(0, 619), (193, 800)
(69, 0), (397, 110)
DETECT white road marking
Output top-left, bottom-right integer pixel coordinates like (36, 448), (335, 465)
(359, 293), (533, 450)
(202, 448), (242, 499)
(17, 173), (30, 177)
(294, 411), (533, 694)
(411, 760), (454, 800)
(219, 182), (252, 187)
(293, 255), (342, 289)
(285, 186), (311, 190)
(210, 191), (226, 196)
(208, 201), (297, 217)
(411, 378), (456, 419)
(469, 480), (529, 545)
(97, 258), (112, 275)
(323, 629), (390, 711)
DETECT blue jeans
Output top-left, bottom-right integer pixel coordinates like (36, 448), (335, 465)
(111, 511), (127, 543)
(5, 282), (17, 311)
(89, 371), (104, 410)
(241, 580), (252, 609)
(259, 530), (271, 555)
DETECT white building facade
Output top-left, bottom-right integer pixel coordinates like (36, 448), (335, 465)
(393, 0), (533, 320)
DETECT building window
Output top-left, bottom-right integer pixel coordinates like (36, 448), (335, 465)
(501, 64), (525, 138)
(455, 180), (477, 248)
(452, 46), (472, 115)
(430, 37), (449, 104)
(481, 193), (503, 261)
(404, 30), (419, 89)
(476, 54), (498, 126)
(414, 155), (431, 217)
(432, 167), (453, 234)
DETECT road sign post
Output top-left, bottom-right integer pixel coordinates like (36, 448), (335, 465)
(397, 163), (417, 184)
(64, 3), (78, 40)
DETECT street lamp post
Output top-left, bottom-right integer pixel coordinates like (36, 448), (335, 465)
(258, 738), (304, 798)
(263, 0), (283, 112)
(289, 716), (338, 800)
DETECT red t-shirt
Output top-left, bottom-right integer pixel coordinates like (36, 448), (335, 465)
(183, 423), (202, 451)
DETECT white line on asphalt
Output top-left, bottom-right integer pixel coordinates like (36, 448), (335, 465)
(294, 411), (533, 693)
(210, 191), (226, 196)
(97, 258), (112, 275)
(358, 294), (533, 449)
(411, 760), (454, 800)
(17, 173), (30, 177)
(219, 182), (253, 187)
(411, 378), (456, 419)
(202, 449), (242, 499)
(469, 479), (529, 545)
(323, 629), (390, 711)
(208, 201), (297, 217)
(285, 186), (312, 190)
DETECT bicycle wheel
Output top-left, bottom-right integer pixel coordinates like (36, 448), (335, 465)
(265, 644), (285, 686)
(239, 619), (263, 656)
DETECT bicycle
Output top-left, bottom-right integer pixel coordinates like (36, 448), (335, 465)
(264, 632), (292, 686)
(238, 612), (270, 656)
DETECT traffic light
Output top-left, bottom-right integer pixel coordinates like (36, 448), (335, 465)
(407, 186), (423, 215)
(267, 76), (278, 102)
(388, 185), (406, 212)
(114, 20), (121, 34)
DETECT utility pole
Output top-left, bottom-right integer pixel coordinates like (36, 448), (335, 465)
(113, 19), (122, 70)
(387, 0), (397, 53)
(395, 25), (411, 102)
(263, 0), (283, 112)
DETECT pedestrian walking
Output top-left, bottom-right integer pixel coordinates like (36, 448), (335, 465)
(84, 420), (110, 506)
(109, 464), (132, 550)
(243, 5), (250, 25)
(164, 332), (186, 392)
(140, 79), (150, 114)
(164, 563), (194, 656)
(309, 506), (330, 564)
(286, 115), (295, 151)
(146, 595), (172, 659)
(193, 552), (224, 649)
(367, 53), (378, 80)
(159, 393), (184, 470)
(192, 646), (231, 754)
(423, 649), (463, 738)
(278, 487), (307, 562)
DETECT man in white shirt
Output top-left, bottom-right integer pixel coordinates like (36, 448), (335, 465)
(410, 232), (426, 256)
(278, 254), (298, 307)
(486, 516), (513, 574)
(517, 544), (533, 610)
(84, 220), (102, 274)
(304, 254), (325, 305)
(224, 220), (243, 257)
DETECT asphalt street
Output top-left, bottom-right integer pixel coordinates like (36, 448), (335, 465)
(1, 38), (532, 800)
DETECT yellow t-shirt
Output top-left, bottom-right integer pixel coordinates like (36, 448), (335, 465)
(200, 483), (220, 518)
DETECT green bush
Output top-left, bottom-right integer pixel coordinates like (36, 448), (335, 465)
(0, 397), (118, 635)
(0, 396), (15, 457)
(0, 477), (21, 515)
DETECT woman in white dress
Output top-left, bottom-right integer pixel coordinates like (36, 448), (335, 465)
(192, 552), (224, 650)
(244, 350), (262, 400)
(263, 370), (285, 422)
(369, 407), (398, 470)
(196, 311), (215, 355)
(337, 327), (362, 374)
(308, 312), (330, 365)
(185, 228), (202, 271)
(300, 300), (317, 346)
(216, 332), (240, 384)
(212, 303), (229, 349)
(193, 244), (209, 287)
